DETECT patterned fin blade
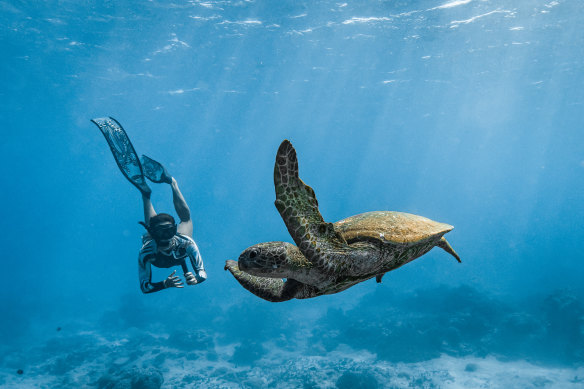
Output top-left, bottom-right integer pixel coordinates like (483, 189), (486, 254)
(91, 117), (149, 194)
(273, 140), (347, 268)
(141, 155), (172, 184)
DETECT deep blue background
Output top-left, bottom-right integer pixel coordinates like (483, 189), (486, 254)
(1, 0), (583, 384)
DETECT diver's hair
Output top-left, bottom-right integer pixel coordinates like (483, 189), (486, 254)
(149, 213), (176, 227)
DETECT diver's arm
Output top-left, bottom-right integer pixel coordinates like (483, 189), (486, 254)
(138, 259), (184, 293)
(138, 253), (166, 293)
(185, 241), (207, 285)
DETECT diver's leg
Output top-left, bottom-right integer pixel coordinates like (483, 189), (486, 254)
(142, 192), (157, 226)
(171, 178), (193, 237)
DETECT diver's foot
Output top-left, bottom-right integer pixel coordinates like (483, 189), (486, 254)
(136, 179), (152, 197)
(160, 170), (173, 185)
(141, 155), (173, 184)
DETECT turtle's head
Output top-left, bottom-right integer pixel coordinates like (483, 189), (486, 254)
(238, 241), (310, 278)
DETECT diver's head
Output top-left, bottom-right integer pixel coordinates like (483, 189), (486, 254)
(148, 213), (177, 246)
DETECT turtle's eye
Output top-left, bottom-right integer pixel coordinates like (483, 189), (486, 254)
(249, 248), (260, 259)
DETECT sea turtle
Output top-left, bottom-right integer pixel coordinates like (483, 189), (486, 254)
(224, 140), (460, 302)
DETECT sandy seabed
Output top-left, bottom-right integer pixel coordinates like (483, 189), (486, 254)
(1, 327), (583, 389)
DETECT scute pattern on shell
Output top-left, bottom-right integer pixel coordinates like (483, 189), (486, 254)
(334, 211), (453, 245)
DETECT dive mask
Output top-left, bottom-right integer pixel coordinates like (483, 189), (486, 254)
(150, 222), (177, 242)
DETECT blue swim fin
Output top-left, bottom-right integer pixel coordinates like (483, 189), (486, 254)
(91, 117), (151, 195)
(141, 155), (173, 184)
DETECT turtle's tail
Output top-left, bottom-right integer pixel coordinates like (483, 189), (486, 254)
(437, 237), (461, 263)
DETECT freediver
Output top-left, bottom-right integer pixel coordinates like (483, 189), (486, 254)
(137, 170), (207, 293)
(91, 117), (207, 294)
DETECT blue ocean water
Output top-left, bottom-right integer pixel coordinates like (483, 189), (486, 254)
(1, 0), (583, 387)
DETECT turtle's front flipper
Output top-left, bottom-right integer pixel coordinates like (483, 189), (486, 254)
(225, 260), (316, 302)
(273, 140), (349, 271)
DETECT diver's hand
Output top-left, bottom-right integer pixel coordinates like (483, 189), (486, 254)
(163, 270), (184, 288)
(185, 270), (207, 285)
(184, 272), (197, 285)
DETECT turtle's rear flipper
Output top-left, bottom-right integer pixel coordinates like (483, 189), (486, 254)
(437, 237), (461, 263)
(225, 260), (317, 302)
